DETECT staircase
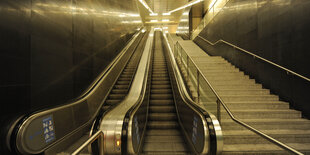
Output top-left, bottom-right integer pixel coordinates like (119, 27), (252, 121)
(142, 32), (189, 154)
(177, 55), (310, 154)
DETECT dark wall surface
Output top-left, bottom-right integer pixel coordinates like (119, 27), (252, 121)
(0, 0), (141, 152)
(195, 0), (310, 117)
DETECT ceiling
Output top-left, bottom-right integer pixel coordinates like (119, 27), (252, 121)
(137, 0), (189, 32)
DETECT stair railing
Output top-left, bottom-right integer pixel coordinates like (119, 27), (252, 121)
(173, 39), (304, 155)
(197, 35), (310, 82)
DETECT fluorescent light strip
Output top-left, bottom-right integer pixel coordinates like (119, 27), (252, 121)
(162, 12), (171, 16)
(139, 0), (154, 14)
(162, 19), (169, 22)
(150, 13), (158, 16)
(167, 0), (203, 14)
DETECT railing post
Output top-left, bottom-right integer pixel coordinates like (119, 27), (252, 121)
(174, 44), (176, 57)
(186, 56), (189, 80)
(216, 99), (221, 124)
(99, 133), (104, 155)
(197, 70), (200, 103)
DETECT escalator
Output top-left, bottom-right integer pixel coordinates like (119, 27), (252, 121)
(142, 31), (189, 154)
(6, 30), (150, 155)
(101, 31), (148, 111)
(96, 29), (221, 155)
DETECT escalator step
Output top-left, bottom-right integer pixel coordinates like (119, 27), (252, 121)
(144, 135), (184, 142)
(117, 81), (130, 85)
(152, 71), (168, 74)
(147, 121), (179, 129)
(146, 129), (181, 136)
(102, 105), (110, 111)
(151, 85), (171, 89)
(123, 71), (134, 74)
(121, 74), (132, 78)
(109, 94), (126, 99)
(152, 81), (170, 85)
(151, 89), (172, 94)
(149, 106), (175, 113)
(150, 99), (174, 105)
(152, 77), (170, 81)
(119, 77), (131, 81)
(149, 113), (177, 121)
(105, 99), (121, 105)
(111, 89), (127, 94)
(143, 142), (188, 153)
(114, 85), (129, 89)
(152, 74), (169, 77)
(151, 94), (173, 99)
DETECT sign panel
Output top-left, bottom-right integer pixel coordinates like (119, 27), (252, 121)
(42, 116), (55, 143)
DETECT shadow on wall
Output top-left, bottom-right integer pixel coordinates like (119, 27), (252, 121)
(194, 0), (310, 118)
(0, 0), (141, 153)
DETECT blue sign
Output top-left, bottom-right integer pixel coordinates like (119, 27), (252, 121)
(192, 116), (198, 144)
(134, 116), (140, 144)
(42, 116), (55, 143)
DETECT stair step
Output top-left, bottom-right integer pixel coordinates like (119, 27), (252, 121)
(220, 110), (301, 119)
(224, 102), (289, 109)
(213, 84), (262, 89)
(208, 79), (255, 85)
(216, 89), (270, 95)
(220, 95), (279, 102)
(205, 75), (249, 80)
(223, 130), (310, 144)
(221, 119), (310, 130)
(222, 143), (297, 155)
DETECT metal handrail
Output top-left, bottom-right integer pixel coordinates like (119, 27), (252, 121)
(175, 41), (304, 155)
(72, 131), (104, 155)
(197, 35), (310, 82)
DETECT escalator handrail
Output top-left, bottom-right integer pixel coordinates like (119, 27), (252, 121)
(179, 35), (304, 155)
(10, 29), (143, 154)
(164, 32), (223, 154)
(72, 130), (104, 155)
(98, 29), (154, 154)
(197, 35), (310, 82)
